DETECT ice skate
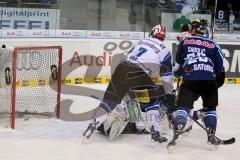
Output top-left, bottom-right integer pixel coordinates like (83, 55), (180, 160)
(82, 119), (99, 143)
(150, 126), (168, 143)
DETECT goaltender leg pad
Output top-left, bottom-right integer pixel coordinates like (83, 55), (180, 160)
(101, 103), (129, 140)
(126, 99), (143, 123)
(108, 117), (129, 140)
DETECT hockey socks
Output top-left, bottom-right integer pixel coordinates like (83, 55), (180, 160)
(147, 110), (168, 143)
(203, 110), (218, 145)
(146, 110), (161, 132)
(174, 107), (190, 131)
(203, 111), (217, 131)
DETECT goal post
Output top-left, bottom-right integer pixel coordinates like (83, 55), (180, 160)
(0, 45), (62, 129)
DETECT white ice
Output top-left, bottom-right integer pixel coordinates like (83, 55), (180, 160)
(0, 84), (239, 160)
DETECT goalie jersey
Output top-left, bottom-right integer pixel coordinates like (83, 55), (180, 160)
(175, 36), (224, 80)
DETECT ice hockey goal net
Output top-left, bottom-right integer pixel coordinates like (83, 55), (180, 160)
(0, 45), (62, 129)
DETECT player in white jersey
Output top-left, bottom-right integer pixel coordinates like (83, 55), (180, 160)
(83, 24), (175, 143)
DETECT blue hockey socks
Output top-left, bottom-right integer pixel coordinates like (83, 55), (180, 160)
(203, 111), (217, 131)
(174, 107), (190, 130)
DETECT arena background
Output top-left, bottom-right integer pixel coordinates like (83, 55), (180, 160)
(0, 0), (239, 84)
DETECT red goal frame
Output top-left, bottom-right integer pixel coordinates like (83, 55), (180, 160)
(10, 46), (62, 129)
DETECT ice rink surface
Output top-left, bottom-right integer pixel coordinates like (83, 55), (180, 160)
(0, 84), (239, 160)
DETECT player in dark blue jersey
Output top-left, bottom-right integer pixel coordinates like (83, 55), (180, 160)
(173, 18), (224, 146)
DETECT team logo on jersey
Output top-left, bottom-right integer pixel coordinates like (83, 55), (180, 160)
(184, 39), (215, 48)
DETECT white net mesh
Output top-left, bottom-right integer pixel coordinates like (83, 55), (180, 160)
(0, 46), (62, 128)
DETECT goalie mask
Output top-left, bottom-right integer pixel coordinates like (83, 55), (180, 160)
(149, 24), (166, 41)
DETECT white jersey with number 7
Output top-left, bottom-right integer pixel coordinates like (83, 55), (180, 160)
(126, 37), (172, 76)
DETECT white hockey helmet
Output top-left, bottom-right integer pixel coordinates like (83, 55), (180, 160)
(149, 24), (166, 41)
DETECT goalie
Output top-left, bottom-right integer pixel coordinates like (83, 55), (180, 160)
(96, 85), (176, 142)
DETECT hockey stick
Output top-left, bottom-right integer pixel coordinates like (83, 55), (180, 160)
(205, 0), (236, 145)
(208, 1), (234, 144)
(173, 79), (235, 145)
(176, 78), (181, 91)
(189, 115), (235, 145)
(167, 124), (193, 150)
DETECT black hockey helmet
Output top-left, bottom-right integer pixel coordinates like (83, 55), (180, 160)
(181, 23), (190, 32)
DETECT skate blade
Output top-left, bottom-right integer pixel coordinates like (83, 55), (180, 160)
(82, 135), (89, 144)
(182, 131), (190, 137)
(207, 142), (219, 150)
(167, 136), (179, 152)
(82, 130), (92, 144)
(167, 144), (176, 153)
(150, 140), (158, 148)
(177, 135), (183, 142)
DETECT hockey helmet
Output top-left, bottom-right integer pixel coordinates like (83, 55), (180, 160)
(181, 23), (190, 32)
(190, 18), (208, 35)
(149, 24), (166, 41)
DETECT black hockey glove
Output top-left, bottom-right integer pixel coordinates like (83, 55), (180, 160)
(216, 71), (225, 88)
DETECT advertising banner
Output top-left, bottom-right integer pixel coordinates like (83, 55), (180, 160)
(0, 7), (60, 30)
(0, 39), (239, 81)
(221, 44), (240, 78)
